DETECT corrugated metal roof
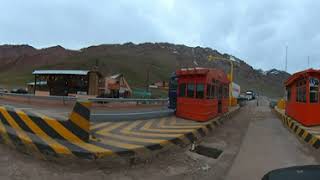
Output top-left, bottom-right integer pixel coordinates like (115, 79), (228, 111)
(110, 74), (123, 79)
(32, 70), (90, 75)
(27, 81), (47, 86)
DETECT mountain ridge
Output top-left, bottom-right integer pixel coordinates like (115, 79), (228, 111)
(0, 42), (290, 97)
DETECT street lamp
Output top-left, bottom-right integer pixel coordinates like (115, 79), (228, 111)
(208, 55), (235, 106)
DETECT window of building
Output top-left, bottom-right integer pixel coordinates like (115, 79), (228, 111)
(310, 77), (319, 103)
(196, 83), (205, 99)
(296, 79), (306, 103)
(179, 83), (186, 97)
(211, 85), (216, 99)
(286, 87), (291, 102)
(187, 83), (194, 98)
(211, 79), (217, 99)
(223, 85), (229, 98)
(206, 84), (211, 99)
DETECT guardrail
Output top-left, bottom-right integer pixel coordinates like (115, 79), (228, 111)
(0, 92), (168, 105)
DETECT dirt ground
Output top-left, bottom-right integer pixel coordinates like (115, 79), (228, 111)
(0, 97), (318, 180)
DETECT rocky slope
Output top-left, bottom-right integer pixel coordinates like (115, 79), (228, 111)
(0, 43), (290, 97)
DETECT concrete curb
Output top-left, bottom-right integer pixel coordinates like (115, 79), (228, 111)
(91, 109), (175, 122)
(273, 107), (320, 149)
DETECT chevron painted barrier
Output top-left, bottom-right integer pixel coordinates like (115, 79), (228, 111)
(274, 107), (320, 149)
(0, 101), (239, 160)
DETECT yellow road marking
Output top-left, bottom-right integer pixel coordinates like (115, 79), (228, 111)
(159, 118), (210, 135)
(16, 109), (73, 155)
(35, 113), (113, 155)
(170, 118), (203, 126)
(159, 118), (203, 129)
(98, 138), (143, 150)
(91, 122), (111, 130)
(142, 120), (196, 133)
(69, 112), (89, 132)
(96, 122), (127, 135)
(100, 132), (170, 146)
(121, 121), (182, 138)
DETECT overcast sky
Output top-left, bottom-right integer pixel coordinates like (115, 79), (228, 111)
(0, 0), (319, 73)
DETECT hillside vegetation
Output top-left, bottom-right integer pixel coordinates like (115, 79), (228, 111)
(0, 43), (290, 97)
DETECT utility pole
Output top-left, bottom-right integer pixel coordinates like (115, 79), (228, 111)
(285, 45), (288, 72)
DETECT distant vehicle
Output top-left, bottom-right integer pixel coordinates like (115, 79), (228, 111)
(0, 88), (8, 94)
(10, 88), (28, 94)
(245, 90), (256, 100)
(168, 73), (178, 109)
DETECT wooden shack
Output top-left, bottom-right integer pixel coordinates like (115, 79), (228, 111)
(32, 70), (103, 97)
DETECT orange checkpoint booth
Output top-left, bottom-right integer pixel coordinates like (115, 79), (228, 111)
(176, 68), (230, 122)
(285, 68), (320, 126)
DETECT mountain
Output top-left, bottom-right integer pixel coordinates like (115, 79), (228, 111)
(0, 43), (290, 97)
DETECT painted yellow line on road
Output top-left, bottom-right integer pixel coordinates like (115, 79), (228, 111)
(100, 132), (169, 145)
(98, 138), (143, 150)
(159, 118), (203, 129)
(91, 122), (111, 130)
(170, 118), (203, 126)
(142, 120), (195, 133)
(96, 122), (127, 135)
(120, 120), (182, 138)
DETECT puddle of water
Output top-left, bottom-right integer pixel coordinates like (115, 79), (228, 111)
(193, 145), (223, 159)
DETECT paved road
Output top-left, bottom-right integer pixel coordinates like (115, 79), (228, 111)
(225, 97), (319, 180)
(0, 98), (172, 122)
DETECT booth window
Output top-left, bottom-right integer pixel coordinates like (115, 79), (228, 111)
(286, 87), (291, 102)
(296, 79), (306, 103)
(310, 77), (319, 103)
(223, 85), (229, 98)
(211, 85), (216, 99)
(187, 83), (195, 98)
(211, 79), (217, 99)
(196, 84), (204, 99)
(206, 84), (211, 99)
(179, 83), (186, 97)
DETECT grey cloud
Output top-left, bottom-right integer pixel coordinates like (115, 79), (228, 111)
(0, 0), (319, 73)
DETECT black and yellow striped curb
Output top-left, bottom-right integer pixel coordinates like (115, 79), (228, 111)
(274, 107), (320, 149)
(0, 101), (239, 160)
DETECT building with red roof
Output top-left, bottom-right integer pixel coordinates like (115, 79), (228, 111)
(285, 68), (320, 126)
(176, 68), (230, 121)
